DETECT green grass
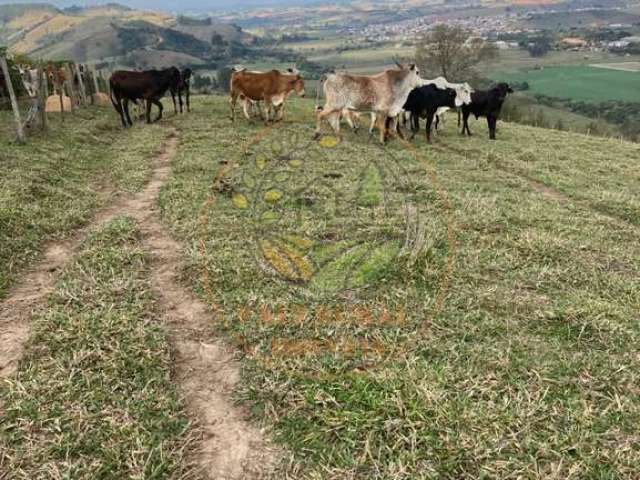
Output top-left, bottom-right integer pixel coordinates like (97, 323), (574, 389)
(0, 106), (171, 299)
(493, 65), (640, 102)
(1, 94), (638, 478)
(158, 96), (640, 478)
(481, 49), (640, 76)
(0, 217), (191, 478)
(502, 93), (621, 137)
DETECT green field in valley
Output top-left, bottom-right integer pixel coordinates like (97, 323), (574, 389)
(495, 65), (640, 102)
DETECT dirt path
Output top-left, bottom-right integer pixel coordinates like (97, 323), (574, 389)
(0, 129), (276, 479)
(0, 241), (74, 378)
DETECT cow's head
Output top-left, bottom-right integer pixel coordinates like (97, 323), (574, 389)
(17, 64), (39, 98)
(454, 83), (473, 107)
(286, 71), (305, 97)
(494, 83), (513, 100)
(396, 62), (421, 88)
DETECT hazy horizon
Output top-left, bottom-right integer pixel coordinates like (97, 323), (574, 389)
(0, 0), (327, 12)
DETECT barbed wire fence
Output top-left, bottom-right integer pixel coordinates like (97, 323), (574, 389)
(1, 55), (111, 145)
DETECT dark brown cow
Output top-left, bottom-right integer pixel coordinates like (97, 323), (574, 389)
(173, 68), (192, 113)
(229, 67), (305, 122)
(109, 67), (181, 127)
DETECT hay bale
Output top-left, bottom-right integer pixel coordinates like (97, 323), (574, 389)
(93, 92), (110, 106)
(45, 95), (72, 113)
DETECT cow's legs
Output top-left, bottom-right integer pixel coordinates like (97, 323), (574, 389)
(343, 111), (357, 132)
(388, 116), (403, 140)
(145, 99), (153, 124)
(123, 99), (134, 127)
(425, 111), (435, 144)
(342, 110), (359, 133)
(170, 90), (178, 115)
(153, 99), (164, 122)
(261, 94), (272, 124)
(409, 112), (419, 139)
(178, 89), (184, 114)
(186, 85), (191, 112)
(112, 91), (128, 128)
(461, 111), (472, 136)
(242, 98), (252, 120)
(230, 93), (238, 122)
(369, 113), (377, 136)
(487, 115), (497, 140)
(377, 114), (387, 144)
(314, 107), (342, 138)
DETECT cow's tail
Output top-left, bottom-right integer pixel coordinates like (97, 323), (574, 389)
(315, 73), (328, 112)
(109, 79), (120, 111)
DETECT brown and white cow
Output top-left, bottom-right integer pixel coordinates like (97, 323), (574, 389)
(46, 64), (67, 95)
(229, 67), (305, 123)
(314, 63), (423, 143)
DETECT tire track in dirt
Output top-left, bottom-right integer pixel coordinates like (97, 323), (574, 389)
(0, 242), (74, 378)
(0, 129), (276, 479)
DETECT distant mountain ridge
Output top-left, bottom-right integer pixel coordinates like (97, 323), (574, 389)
(0, 2), (259, 68)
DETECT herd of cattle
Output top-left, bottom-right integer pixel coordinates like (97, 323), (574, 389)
(107, 62), (513, 144)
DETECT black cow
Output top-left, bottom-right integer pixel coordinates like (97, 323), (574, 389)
(109, 67), (181, 127)
(461, 83), (513, 140)
(178, 68), (193, 113)
(402, 84), (458, 143)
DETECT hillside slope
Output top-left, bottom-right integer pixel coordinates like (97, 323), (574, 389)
(1, 94), (639, 477)
(159, 95), (640, 478)
(0, 3), (256, 66)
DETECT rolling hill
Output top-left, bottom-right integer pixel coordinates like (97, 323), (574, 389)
(0, 2), (258, 67)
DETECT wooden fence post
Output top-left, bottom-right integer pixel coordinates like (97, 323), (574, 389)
(38, 64), (47, 131)
(102, 70), (111, 98)
(58, 66), (65, 121)
(74, 63), (87, 106)
(0, 56), (26, 144)
(91, 67), (100, 95)
(64, 64), (76, 112)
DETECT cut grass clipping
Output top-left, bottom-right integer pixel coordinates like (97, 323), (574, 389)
(0, 217), (190, 479)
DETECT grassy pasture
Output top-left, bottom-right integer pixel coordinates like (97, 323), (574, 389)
(0, 106), (171, 299)
(494, 65), (640, 102)
(479, 49), (640, 77)
(159, 96), (640, 478)
(590, 61), (640, 72)
(0, 95), (639, 478)
(0, 217), (190, 478)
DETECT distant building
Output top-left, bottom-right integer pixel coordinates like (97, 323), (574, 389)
(608, 40), (631, 48)
(620, 36), (640, 44)
(560, 37), (588, 49)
